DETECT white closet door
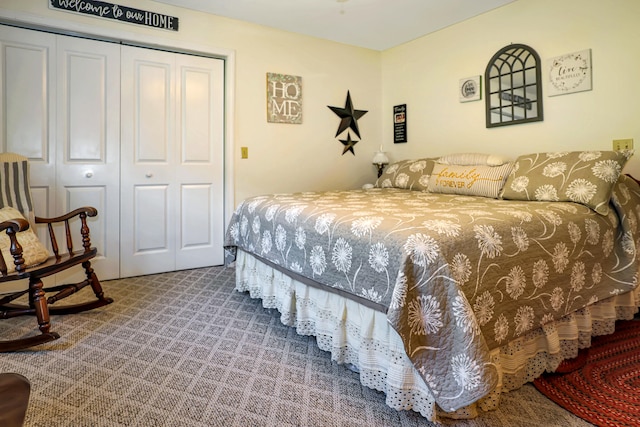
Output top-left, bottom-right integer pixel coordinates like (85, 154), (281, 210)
(121, 46), (176, 277)
(120, 46), (224, 277)
(54, 35), (121, 281)
(0, 25), (57, 231)
(0, 26), (122, 280)
(175, 54), (224, 270)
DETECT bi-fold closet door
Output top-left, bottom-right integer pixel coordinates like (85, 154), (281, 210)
(0, 25), (121, 282)
(0, 25), (224, 280)
(120, 46), (225, 278)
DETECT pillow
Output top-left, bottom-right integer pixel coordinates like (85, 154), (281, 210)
(500, 150), (633, 215)
(375, 158), (437, 191)
(437, 152), (511, 166)
(427, 162), (514, 198)
(0, 207), (49, 273)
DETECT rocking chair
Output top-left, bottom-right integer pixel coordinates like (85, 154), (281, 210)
(0, 153), (113, 352)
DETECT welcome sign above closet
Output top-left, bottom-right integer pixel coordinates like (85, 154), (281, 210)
(49, 0), (179, 31)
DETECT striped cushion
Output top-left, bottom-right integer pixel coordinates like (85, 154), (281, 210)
(437, 152), (511, 166)
(0, 155), (33, 220)
(427, 162), (514, 198)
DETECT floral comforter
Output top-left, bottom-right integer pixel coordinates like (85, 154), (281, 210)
(224, 175), (640, 411)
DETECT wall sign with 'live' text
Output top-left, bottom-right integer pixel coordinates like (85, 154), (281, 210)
(49, 0), (179, 31)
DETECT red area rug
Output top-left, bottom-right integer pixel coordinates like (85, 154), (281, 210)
(533, 319), (640, 427)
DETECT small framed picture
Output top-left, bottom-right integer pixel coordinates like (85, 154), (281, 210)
(459, 75), (481, 102)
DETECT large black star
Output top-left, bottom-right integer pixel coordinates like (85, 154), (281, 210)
(339, 132), (358, 156)
(328, 91), (368, 139)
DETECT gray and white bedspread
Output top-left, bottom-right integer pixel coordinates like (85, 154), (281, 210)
(224, 175), (640, 411)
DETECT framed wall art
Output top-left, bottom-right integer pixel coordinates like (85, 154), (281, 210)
(267, 73), (302, 124)
(546, 49), (592, 97)
(393, 104), (407, 143)
(459, 75), (481, 102)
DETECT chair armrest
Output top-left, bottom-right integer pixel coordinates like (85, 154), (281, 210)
(34, 206), (97, 224)
(0, 218), (30, 233)
(34, 207), (98, 258)
(0, 217), (29, 275)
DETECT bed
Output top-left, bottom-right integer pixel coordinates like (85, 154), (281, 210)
(224, 151), (640, 421)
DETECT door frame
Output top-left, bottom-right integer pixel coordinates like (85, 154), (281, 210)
(0, 8), (236, 238)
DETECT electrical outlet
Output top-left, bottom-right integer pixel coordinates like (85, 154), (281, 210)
(613, 138), (634, 151)
(241, 147), (248, 159)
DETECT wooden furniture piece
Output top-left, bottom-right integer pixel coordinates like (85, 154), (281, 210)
(0, 153), (113, 352)
(0, 373), (31, 427)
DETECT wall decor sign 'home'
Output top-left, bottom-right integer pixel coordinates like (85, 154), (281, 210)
(49, 0), (179, 31)
(267, 73), (302, 124)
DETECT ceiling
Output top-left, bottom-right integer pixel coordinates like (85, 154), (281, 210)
(151, 0), (516, 51)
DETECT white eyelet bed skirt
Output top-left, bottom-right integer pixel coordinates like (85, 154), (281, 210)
(234, 249), (640, 421)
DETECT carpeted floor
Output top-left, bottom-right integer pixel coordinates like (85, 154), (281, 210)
(0, 266), (593, 426)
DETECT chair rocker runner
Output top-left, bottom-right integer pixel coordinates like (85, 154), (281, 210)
(0, 153), (113, 352)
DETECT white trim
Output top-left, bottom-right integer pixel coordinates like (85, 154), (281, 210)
(0, 7), (236, 249)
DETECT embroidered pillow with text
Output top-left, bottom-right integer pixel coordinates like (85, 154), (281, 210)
(427, 162), (513, 198)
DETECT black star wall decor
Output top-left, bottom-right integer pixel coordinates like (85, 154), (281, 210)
(328, 91), (368, 138)
(339, 132), (358, 155)
(328, 91), (368, 155)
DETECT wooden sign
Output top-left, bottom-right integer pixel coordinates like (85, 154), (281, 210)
(49, 0), (179, 31)
(267, 73), (302, 124)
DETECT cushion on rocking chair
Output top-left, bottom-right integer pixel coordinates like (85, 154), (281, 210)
(0, 207), (49, 274)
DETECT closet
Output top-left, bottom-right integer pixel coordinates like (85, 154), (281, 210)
(0, 24), (225, 280)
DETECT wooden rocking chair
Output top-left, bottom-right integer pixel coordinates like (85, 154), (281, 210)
(0, 153), (113, 352)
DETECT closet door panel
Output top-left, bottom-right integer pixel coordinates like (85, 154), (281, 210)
(120, 46), (176, 277)
(67, 54), (104, 160)
(4, 44), (48, 159)
(137, 63), (171, 161)
(176, 55), (225, 269)
(55, 35), (121, 281)
(182, 68), (211, 161)
(0, 25), (56, 251)
(135, 185), (169, 252)
(181, 183), (212, 247)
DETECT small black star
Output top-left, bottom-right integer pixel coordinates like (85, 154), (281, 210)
(339, 132), (358, 156)
(328, 91), (368, 139)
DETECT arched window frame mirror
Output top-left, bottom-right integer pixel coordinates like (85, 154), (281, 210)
(485, 44), (543, 128)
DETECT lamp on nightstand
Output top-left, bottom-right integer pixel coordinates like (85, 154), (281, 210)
(372, 149), (389, 178)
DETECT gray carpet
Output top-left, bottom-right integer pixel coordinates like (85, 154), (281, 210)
(0, 266), (592, 426)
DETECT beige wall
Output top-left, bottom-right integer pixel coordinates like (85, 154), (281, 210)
(382, 0), (640, 177)
(2, 0), (639, 207)
(0, 0), (382, 205)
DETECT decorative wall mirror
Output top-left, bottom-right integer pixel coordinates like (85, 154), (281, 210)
(485, 44), (543, 128)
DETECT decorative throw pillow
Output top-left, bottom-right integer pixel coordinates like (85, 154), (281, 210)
(0, 207), (49, 273)
(437, 152), (511, 166)
(500, 150), (633, 215)
(427, 162), (514, 198)
(375, 158), (437, 191)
